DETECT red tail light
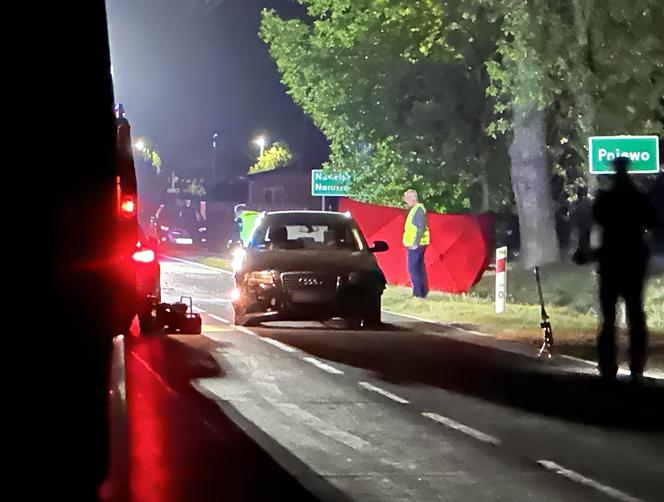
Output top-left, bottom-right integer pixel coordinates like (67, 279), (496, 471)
(132, 248), (156, 263)
(120, 197), (137, 217)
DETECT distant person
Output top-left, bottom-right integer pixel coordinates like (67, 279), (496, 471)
(232, 204), (262, 247)
(231, 204), (247, 244)
(402, 189), (430, 298)
(591, 157), (657, 381)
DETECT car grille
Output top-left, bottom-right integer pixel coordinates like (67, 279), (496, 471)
(281, 272), (338, 292)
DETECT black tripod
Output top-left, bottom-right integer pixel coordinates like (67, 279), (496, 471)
(535, 267), (553, 359)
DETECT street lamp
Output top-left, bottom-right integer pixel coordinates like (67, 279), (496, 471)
(134, 139), (146, 152)
(254, 135), (267, 157)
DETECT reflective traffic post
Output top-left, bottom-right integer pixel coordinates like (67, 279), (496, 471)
(495, 246), (507, 314)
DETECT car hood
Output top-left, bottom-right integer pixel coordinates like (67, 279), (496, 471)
(245, 249), (381, 274)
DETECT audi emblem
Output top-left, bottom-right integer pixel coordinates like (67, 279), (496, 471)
(298, 277), (323, 287)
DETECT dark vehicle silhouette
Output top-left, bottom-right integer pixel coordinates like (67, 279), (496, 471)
(232, 211), (388, 328)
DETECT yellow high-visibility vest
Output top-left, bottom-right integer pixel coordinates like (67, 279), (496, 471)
(403, 203), (430, 246)
(239, 211), (261, 245)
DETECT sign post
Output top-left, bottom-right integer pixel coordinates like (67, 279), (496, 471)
(588, 136), (660, 174)
(495, 246), (507, 314)
(311, 170), (351, 209)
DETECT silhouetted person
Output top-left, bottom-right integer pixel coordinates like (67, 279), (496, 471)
(592, 157), (657, 381)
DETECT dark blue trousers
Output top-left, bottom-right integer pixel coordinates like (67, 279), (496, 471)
(407, 246), (428, 298)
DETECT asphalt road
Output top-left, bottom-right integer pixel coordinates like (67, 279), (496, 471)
(107, 257), (664, 502)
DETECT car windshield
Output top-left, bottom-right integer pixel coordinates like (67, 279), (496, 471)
(251, 213), (366, 251)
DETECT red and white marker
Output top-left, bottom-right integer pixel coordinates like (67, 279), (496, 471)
(495, 246), (508, 314)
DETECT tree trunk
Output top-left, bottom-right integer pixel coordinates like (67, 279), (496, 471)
(479, 175), (490, 213)
(509, 103), (561, 268)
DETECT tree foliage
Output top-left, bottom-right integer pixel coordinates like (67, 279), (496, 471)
(261, 0), (663, 262)
(261, 0), (511, 212)
(249, 141), (294, 174)
(487, 0), (664, 188)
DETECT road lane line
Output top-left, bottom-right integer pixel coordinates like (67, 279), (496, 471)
(537, 460), (642, 502)
(130, 351), (178, 396)
(558, 355), (664, 380)
(234, 325), (258, 336)
(302, 357), (345, 375)
(208, 313), (230, 323)
(358, 381), (409, 404)
(162, 255), (233, 274)
(261, 337), (297, 352)
(382, 310), (491, 337)
(422, 412), (501, 445)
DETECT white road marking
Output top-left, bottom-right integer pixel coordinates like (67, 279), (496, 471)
(302, 357), (345, 375)
(537, 460), (642, 502)
(260, 337), (297, 352)
(193, 306), (206, 313)
(388, 311), (664, 380)
(267, 399), (372, 451)
(208, 313), (230, 323)
(559, 355), (664, 380)
(382, 310), (491, 337)
(422, 412), (501, 446)
(358, 381), (409, 404)
(162, 255), (233, 274)
(235, 325), (257, 336)
(130, 351), (178, 396)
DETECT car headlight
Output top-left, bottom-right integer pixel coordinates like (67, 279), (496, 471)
(198, 226), (207, 232)
(231, 248), (246, 271)
(160, 225), (170, 231)
(246, 270), (276, 287)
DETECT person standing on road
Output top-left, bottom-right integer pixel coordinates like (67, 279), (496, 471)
(403, 189), (430, 298)
(592, 157), (657, 382)
(232, 204), (262, 247)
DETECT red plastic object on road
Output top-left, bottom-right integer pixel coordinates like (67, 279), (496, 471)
(339, 198), (494, 293)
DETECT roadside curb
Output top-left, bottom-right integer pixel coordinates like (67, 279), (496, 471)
(382, 310), (664, 381)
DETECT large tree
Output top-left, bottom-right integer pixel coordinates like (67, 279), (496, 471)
(261, 0), (511, 213)
(486, 0), (664, 266)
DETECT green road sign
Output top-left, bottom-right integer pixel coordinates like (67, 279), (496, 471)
(311, 169), (351, 197)
(589, 135), (660, 174)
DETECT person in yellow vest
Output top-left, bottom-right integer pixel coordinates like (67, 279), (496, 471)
(232, 204), (262, 247)
(403, 189), (430, 298)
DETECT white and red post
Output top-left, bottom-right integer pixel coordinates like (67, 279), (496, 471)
(495, 246), (508, 314)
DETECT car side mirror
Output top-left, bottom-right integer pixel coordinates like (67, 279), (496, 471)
(370, 241), (389, 253)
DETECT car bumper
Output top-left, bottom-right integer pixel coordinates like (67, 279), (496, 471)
(233, 276), (382, 324)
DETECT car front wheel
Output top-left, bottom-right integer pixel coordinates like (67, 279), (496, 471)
(345, 293), (382, 330)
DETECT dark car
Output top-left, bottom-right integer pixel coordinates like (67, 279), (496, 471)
(232, 211), (388, 328)
(150, 204), (196, 248)
(150, 202), (208, 249)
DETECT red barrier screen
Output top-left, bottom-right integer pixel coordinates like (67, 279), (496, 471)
(340, 199), (494, 293)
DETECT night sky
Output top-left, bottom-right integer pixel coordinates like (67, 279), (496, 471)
(107, 0), (329, 179)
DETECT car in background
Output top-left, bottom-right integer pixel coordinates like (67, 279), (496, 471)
(232, 211), (388, 328)
(150, 203), (207, 249)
